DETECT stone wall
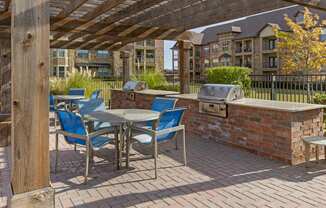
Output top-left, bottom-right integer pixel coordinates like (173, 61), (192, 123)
(111, 90), (324, 165)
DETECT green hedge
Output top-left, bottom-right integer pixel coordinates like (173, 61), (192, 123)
(132, 71), (168, 89)
(313, 93), (326, 105)
(207, 66), (252, 95)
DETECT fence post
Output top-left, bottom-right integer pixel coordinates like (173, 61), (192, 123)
(271, 75), (276, 100)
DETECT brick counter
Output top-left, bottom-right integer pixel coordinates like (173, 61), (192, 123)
(111, 89), (324, 165)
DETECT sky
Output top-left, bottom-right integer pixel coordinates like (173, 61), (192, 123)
(163, 5), (297, 70)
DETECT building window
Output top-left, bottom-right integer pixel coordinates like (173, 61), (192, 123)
(203, 46), (209, 55)
(58, 66), (66, 77)
(204, 59), (210, 67)
(77, 50), (89, 58)
(52, 49), (66, 58)
(52, 67), (57, 77)
(220, 54), (231, 66)
(96, 50), (109, 58)
(268, 57), (278, 68)
(212, 58), (219, 66)
(57, 49), (66, 58)
(222, 41), (230, 52)
(211, 43), (219, 52)
(269, 39), (276, 50)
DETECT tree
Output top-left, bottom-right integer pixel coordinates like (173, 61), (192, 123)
(274, 8), (326, 74)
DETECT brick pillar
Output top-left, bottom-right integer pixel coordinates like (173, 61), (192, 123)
(178, 40), (191, 94)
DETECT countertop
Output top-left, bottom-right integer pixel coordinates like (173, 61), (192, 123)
(113, 89), (180, 96)
(227, 98), (325, 112)
(167, 94), (325, 112)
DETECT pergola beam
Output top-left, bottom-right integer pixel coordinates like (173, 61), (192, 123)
(51, 0), (89, 30)
(52, 0), (127, 41)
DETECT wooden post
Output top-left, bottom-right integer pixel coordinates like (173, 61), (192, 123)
(11, 0), (54, 206)
(178, 40), (191, 94)
(121, 51), (130, 85)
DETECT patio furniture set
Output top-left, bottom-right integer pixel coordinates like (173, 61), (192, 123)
(50, 88), (187, 183)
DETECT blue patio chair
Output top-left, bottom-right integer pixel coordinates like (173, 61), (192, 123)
(77, 90), (102, 108)
(68, 88), (85, 96)
(55, 110), (114, 183)
(77, 98), (112, 131)
(145, 97), (178, 127)
(131, 108), (187, 179)
(49, 95), (56, 112)
(151, 97), (178, 112)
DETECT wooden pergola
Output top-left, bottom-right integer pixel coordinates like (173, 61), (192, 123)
(0, 0), (325, 207)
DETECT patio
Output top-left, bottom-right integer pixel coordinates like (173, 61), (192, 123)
(0, 0), (326, 207)
(3, 125), (326, 208)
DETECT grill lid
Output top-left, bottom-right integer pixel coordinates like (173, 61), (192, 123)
(123, 80), (147, 92)
(198, 84), (244, 102)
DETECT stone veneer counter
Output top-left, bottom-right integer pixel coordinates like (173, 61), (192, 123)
(111, 90), (325, 165)
(228, 98), (325, 112)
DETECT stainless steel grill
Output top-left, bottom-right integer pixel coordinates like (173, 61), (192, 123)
(123, 81), (147, 101)
(198, 84), (244, 118)
(123, 80), (147, 92)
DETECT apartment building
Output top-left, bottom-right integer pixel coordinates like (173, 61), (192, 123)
(50, 40), (164, 79)
(171, 6), (326, 81)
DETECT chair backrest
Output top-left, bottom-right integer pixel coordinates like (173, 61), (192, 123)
(90, 90), (101, 100)
(156, 108), (186, 142)
(49, 95), (55, 112)
(79, 98), (106, 116)
(68, 88), (85, 96)
(151, 97), (177, 112)
(56, 110), (87, 145)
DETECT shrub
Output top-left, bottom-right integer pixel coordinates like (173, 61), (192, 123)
(207, 66), (252, 95)
(313, 93), (326, 105)
(132, 71), (168, 89)
(50, 69), (99, 98)
(151, 84), (180, 92)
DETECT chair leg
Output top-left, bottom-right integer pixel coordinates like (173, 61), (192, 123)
(55, 133), (59, 174)
(154, 136), (158, 179)
(74, 144), (77, 152)
(115, 129), (119, 170)
(316, 145), (320, 164)
(126, 124), (131, 168)
(182, 128), (187, 166)
(175, 135), (178, 150)
(85, 140), (90, 184)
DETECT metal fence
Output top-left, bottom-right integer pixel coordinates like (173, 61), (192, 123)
(88, 80), (123, 104)
(249, 74), (326, 103)
(185, 74), (326, 103)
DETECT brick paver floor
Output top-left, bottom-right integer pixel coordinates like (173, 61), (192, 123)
(2, 126), (326, 207)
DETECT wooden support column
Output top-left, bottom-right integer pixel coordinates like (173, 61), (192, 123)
(11, 0), (54, 207)
(121, 51), (130, 84)
(178, 40), (191, 94)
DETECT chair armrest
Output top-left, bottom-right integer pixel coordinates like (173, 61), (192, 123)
(56, 130), (87, 140)
(132, 125), (184, 136)
(88, 128), (113, 138)
(155, 125), (184, 136)
(131, 125), (155, 134)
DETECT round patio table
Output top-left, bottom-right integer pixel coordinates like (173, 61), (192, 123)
(88, 109), (160, 169)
